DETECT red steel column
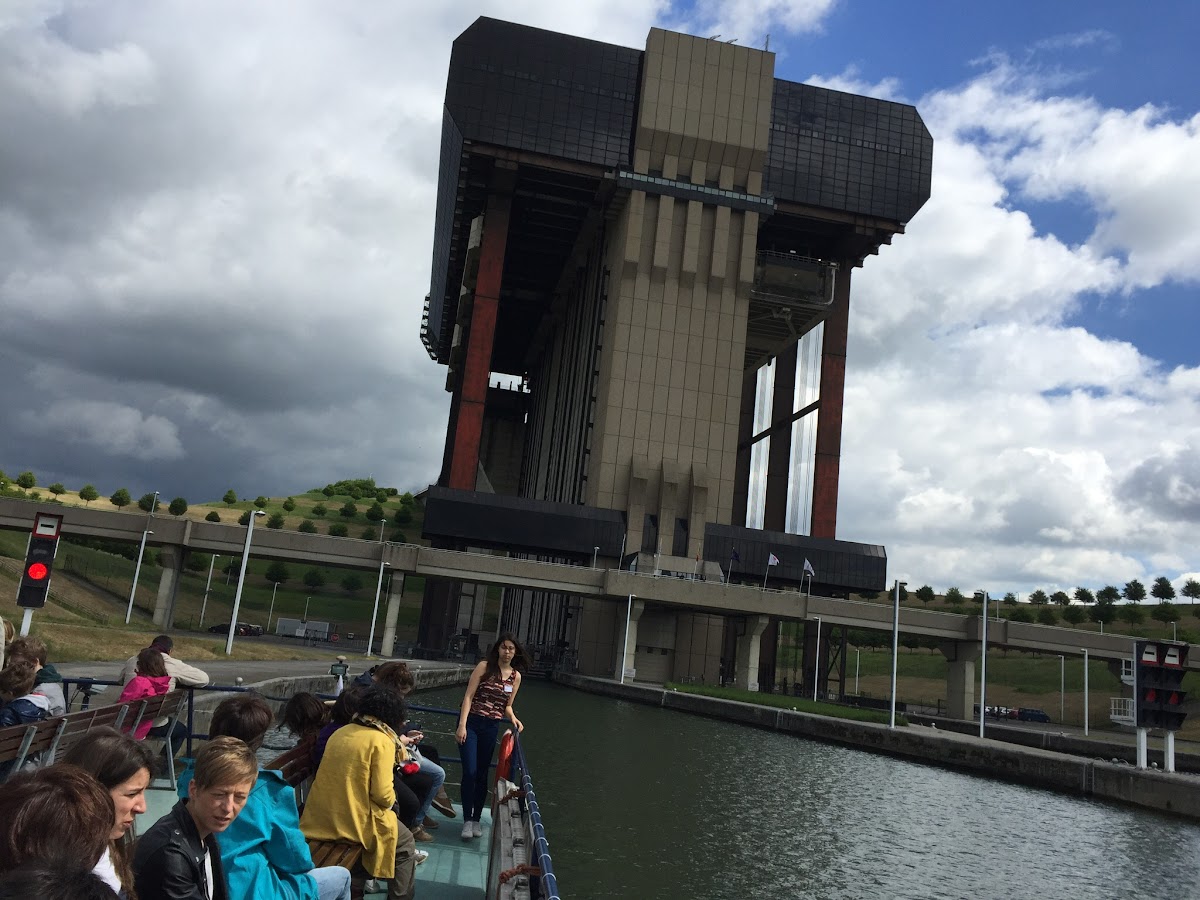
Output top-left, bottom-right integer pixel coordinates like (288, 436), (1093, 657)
(811, 265), (851, 538)
(447, 191), (511, 490)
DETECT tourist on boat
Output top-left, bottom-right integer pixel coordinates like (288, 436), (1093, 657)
(280, 692), (329, 757)
(133, 736), (256, 900)
(455, 633), (529, 840)
(120, 636), (208, 761)
(4, 635), (66, 715)
(174, 694), (352, 900)
(0, 864), (119, 900)
(0, 764), (114, 879)
(360, 661), (455, 834)
(62, 727), (156, 899)
(0, 656), (50, 728)
(300, 685), (422, 900)
(118, 649), (173, 740)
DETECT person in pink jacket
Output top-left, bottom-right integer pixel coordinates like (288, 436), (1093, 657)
(118, 648), (172, 740)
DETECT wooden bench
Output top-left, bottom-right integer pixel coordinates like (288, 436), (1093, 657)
(307, 840), (367, 900)
(265, 740), (317, 810)
(0, 689), (188, 782)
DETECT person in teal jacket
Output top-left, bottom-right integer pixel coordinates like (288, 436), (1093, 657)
(177, 695), (351, 900)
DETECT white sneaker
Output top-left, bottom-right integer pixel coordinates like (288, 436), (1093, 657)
(461, 822), (473, 840)
(472, 820), (483, 838)
(415, 849), (429, 865)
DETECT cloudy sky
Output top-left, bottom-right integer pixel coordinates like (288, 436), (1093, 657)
(2, 1), (1198, 598)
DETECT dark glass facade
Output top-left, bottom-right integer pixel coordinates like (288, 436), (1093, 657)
(703, 523), (887, 591)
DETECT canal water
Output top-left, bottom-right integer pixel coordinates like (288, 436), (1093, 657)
(417, 680), (1200, 899)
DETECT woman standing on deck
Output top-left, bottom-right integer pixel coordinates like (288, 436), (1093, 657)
(455, 634), (529, 840)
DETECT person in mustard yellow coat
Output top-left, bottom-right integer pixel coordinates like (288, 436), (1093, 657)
(300, 686), (419, 900)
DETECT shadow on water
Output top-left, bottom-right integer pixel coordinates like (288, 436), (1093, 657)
(419, 680), (1200, 900)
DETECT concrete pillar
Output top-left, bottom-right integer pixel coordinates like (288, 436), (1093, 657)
(734, 615), (771, 691)
(940, 641), (982, 721)
(613, 599), (645, 681)
(154, 546), (184, 629)
(380, 575), (403, 658)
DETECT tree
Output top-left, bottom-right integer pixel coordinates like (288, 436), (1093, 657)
(1182, 578), (1200, 607)
(265, 561), (290, 585)
(1118, 604), (1144, 627)
(322, 485), (336, 497)
(328, 523), (349, 537)
(1028, 589), (1048, 606)
(205, 511), (221, 522)
(137, 492), (161, 513)
(1089, 603), (1117, 627)
(1002, 592), (1017, 605)
(375, 490), (389, 504)
(223, 490), (238, 506)
(390, 530), (407, 543)
(365, 502), (385, 522)
(1123, 579), (1146, 604)
(1036, 607), (1058, 626)
(238, 511), (252, 526)
(1150, 602), (1180, 626)
(340, 573), (364, 594)
(340, 502), (358, 519)
(394, 507), (412, 526)
(1062, 605), (1087, 626)
(223, 560), (239, 576)
(916, 585), (935, 605)
(185, 553), (207, 572)
(168, 497), (188, 516)
(303, 568), (325, 589)
(266, 512), (285, 529)
(1096, 585), (1121, 605)
(944, 587), (964, 606)
(109, 488), (132, 509)
(79, 484), (99, 505)
(1007, 607), (1034, 623)
(16, 471), (36, 490)
(298, 519), (317, 534)
(312, 504), (327, 518)
(282, 498), (296, 512)
(360, 526), (377, 540)
(48, 483), (66, 498)
(1151, 576), (1176, 603)
(253, 495), (268, 508)
(400, 492), (415, 507)
(1050, 590), (1070, 607)
(859, 589), (879, 600)
(898, 585), (908, 604)
(1073, 587), (1094, 605)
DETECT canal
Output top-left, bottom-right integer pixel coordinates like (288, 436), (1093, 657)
(419, 679), (1200, 899)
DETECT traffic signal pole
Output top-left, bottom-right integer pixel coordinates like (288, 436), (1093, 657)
(16, 513), (64, 636)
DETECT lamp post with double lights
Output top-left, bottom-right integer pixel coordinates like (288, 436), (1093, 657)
(199, 554), (220, 628)
(124, 490), (158, 624)
(225, 510), (265, 655)
(889, 579), (907, 728)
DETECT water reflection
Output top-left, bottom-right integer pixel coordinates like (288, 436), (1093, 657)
(417, 681), (1200, 899)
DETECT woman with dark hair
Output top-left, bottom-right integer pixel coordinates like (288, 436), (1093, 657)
(0, 765), (114, 879)
(0, 865), (119, 900)
(117, 649), (171, 740)
(301, 686), (423, 900)
(175, 695), (351, 900)
(62, 727), (156, 899)
(280, 692), (328, 749)
(455, 633), (529, 840)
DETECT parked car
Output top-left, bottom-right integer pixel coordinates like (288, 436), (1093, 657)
(207, 622), (264, 637)
(1017, 707), (1051, 723)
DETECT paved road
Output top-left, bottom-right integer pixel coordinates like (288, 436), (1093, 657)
(56, 657), (470, 687)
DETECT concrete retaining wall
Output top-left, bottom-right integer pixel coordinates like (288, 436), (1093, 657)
(558, 674), (1200, 821)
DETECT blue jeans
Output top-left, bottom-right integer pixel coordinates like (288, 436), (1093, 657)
(460, 715), (500, 822)
(311, 866), (352, 900)
(413, 752), (446, 824)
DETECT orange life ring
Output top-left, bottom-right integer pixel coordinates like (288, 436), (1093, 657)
(494, 731), (514, 785)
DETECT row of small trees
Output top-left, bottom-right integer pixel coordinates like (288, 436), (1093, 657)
(1, 470), (189, 516)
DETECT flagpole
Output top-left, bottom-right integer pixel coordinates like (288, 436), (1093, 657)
(762, 560), (770, 590)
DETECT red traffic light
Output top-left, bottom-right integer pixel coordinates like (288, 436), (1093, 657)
(26, 562), (49, 580)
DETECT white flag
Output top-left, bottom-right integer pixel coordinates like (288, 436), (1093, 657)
(768, 553), (780, 566)
(803, 558), (815, 577)
(335, 674), (344, 696)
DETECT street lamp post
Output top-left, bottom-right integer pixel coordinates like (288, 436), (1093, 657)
(365, 521), (388, 657)
(812, 616), (822, 701)
(889, 580), (906, 728)
(1058, 655), (1065, 724)
(199, 554), (219, 628)
(1172, 621), (1178, 641)
(976, 590), (989, 738)
(855, 647), (860, 695)
(1082, 648), (1089, 736)
(267, 581), (280, 634)
(124, 490), (158, 624)
(620, 594), (635, 684)
(592, 546), (599, 568)
(225, 510), (265, 655)
(303, 596), (311, 622)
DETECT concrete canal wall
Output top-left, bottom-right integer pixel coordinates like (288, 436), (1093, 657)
(557, 674), (1200, 821)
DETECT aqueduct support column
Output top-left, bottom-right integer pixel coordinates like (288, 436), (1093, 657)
(735, 615), (771, 692)
(940, 641), (982, 721)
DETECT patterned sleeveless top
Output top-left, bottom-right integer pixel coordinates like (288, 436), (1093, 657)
(470, 669), (516, 720)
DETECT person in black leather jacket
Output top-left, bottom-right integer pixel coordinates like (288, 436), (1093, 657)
(133, 737), (257, 900)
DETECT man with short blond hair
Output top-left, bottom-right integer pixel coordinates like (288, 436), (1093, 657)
(134, 736), (258, 900)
